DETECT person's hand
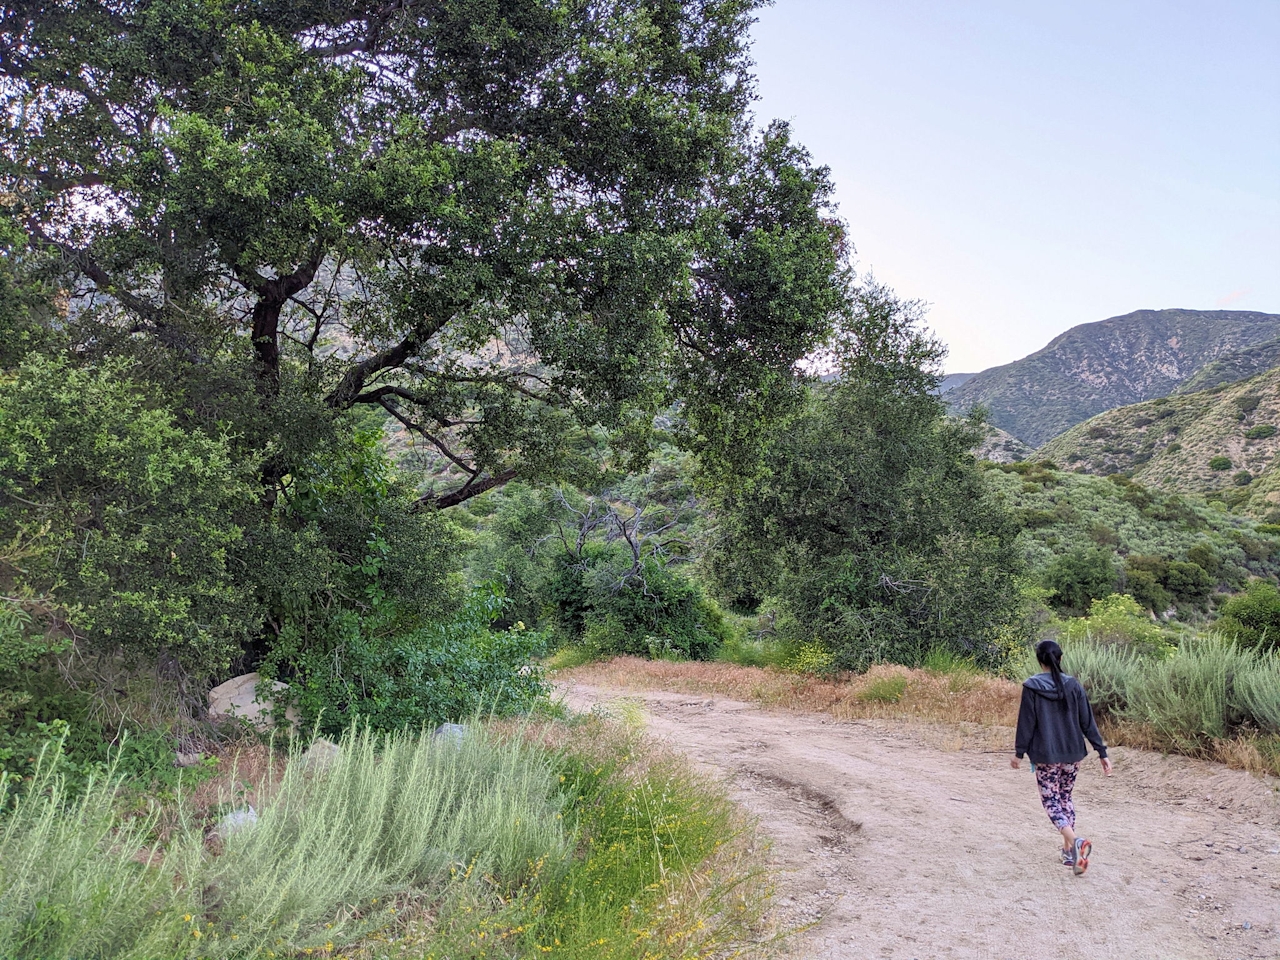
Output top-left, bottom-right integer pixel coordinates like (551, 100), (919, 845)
(1100, 757), (1113, 776)
(1010, 757), (1021, 769)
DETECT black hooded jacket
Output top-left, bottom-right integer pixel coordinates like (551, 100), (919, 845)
(1015, 672), (1108, 765)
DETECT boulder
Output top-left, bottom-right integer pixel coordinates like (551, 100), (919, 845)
(207, 672), (299, 731)
(213, 805), (258, 839)
(301, 738), (341, 771)
(432, 722), (468, 747)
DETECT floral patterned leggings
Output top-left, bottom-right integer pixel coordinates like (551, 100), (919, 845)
(1034, 762), (1080, 830)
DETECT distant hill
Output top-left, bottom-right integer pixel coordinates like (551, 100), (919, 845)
(1037, 366), (1280, 518)
(945, 309), (1280, 446)
(936, 372), (975, 395)
(1173, 336), (1280, 395)
(973, 424), (1032, 464)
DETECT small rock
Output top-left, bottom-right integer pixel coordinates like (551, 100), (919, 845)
(174, 751), (205, 767)
(1242, 921), (1252, 930)
(214, 806), (258, 839)
(433, 722), (468, 746)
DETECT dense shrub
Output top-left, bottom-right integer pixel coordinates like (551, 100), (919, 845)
(1216, 581), (1280, 652)
(1061, 594), (1169, 651)
(1042, 548), (1118, 614)
(467, 480), (730, 661)
(269, 586), (549, 737)
(1123, 555), (1213, 612)
(1208, 456), (1232, 471)
(1060, 635), (1280, 746)
(709, 285), (1026, 670)
(545, 545), (732, 660)
(1245, 424), (1277, 440)
(0, 357), (260, 673)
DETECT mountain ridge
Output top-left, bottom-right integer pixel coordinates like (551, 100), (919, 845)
(946, 309), (1280, 446)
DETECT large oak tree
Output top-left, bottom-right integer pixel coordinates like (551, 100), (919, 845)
(2, 0), (848, 507)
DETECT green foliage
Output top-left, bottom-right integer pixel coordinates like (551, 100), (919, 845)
(1060, 594), (1170, 651)
(271, 586), (549, 737)
(467, 480), (731, 661)
(533, 726), (761, 957)
(985, 465), (1280, 612)
(1059, 635), (1280, 747)
(1053, 640), (1145, 717)
(5, 0), (846, 509)
(784, 641), (837, 676)
(0, 743), (192, 958)
(710, 283), (1026, 670)
(1245, 424), (1277, 440)
(1041, 548), (1117, 614)
(857, 675), (909, 703)
(0, 720), (767, 960)
(0, 357), (259, 672)
(1216, 581), (1280, 652)
(1209, 456), (1233, 471)
(548, 548), (732, 661)
(1122, 555), (1213, 612)
(0, 725), (568, 958)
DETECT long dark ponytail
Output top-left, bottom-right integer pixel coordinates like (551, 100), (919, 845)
(1035, 639), (1066, 697)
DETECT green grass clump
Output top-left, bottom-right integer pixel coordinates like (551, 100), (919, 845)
(0, 745), (191, 959)
(857, 675), (908, 703)
(199, 725), (569, 951)
(0, 726), (568, 959)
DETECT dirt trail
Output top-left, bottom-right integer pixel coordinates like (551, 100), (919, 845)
(563, 682), (1280, 960)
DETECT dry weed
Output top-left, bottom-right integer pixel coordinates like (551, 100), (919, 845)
(560, 657), (1022, 729)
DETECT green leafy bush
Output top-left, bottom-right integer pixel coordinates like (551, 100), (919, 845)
(0, 357), (259, 673)
(1234, 470), (1254, 486)
(1216, 581), (1280, 652)
(546, 546), (732, 660)
(1245, 424), (1277, 440)
(709, 284), (1026, 670)
(1061, 594), (1170, 651)
(272, 586), (549, 737)
(1042, 548), (1118, 614)
(1209, 455), (1232, 471)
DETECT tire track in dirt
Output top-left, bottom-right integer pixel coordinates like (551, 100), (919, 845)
(562, 684), (1280, 960)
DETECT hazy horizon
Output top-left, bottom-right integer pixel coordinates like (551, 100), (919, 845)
(749, 1), (1280, 373)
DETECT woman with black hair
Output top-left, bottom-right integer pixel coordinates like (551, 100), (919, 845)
(1011, 639), (1113, 875)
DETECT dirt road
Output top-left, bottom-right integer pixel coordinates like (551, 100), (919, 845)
(563, 682), (1280, 960)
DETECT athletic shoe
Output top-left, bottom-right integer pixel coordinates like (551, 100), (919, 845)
(1061, 846), (1075, 867)
(1072, 838), (1092, 876)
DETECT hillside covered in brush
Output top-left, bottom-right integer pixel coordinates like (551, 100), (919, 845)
(946, 309), (1280, 446)
(1038, 368), (1280, 518)
(986, 461), (1280, 613)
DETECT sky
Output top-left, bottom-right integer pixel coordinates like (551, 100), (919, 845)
(749, 0), (1280, 373)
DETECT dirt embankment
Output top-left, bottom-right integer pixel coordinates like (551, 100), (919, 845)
(561, 679), (1280, 960)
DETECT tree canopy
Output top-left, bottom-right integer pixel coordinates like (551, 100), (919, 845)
(2, 0), (848, 506)
(706, 284), (1027, 668)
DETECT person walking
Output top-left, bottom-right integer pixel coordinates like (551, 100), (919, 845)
(1010, 639), (1112, 875)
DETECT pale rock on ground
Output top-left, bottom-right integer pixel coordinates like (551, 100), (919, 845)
(207, 672), (300, 731)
